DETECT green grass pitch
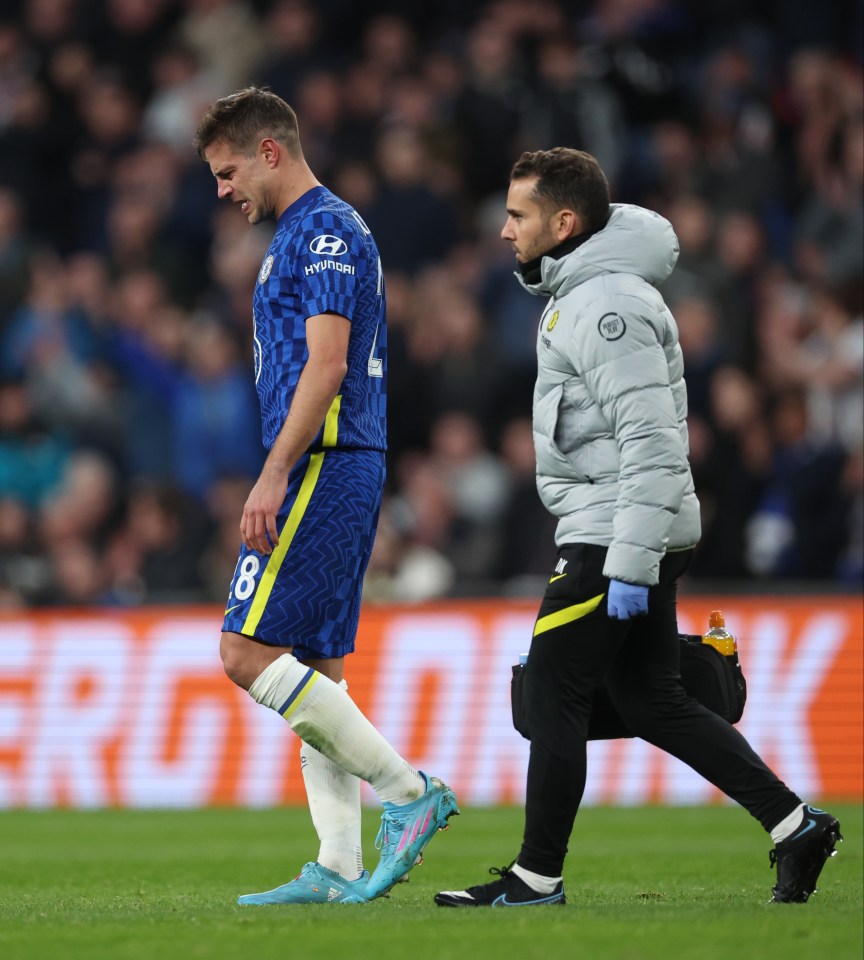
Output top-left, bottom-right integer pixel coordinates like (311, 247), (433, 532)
(0, 804), (860, 960)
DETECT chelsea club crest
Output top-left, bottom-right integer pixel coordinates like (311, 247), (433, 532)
(258, 255), (274, 284)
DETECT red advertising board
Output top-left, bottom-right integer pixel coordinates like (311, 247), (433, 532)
(0, 596), (860, 807)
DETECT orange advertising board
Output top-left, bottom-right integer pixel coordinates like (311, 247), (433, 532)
(0, 596), (860, 808)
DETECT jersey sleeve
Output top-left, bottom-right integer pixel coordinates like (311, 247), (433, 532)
(290, 214), (367, 323)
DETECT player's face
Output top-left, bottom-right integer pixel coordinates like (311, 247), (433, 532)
(501, 177), (559, 263)
(206, 139), (274, 224)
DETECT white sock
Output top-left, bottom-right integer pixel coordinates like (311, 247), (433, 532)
(300, 680), (363, 881)
(512, 863), (562, 894)
(249, 653), (425, 805)
(770, 803), (805, 844)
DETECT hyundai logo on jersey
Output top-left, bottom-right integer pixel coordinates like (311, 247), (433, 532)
(310, 235), (348, 256)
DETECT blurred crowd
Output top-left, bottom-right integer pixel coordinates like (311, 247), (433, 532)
(0, 0), (861, 609)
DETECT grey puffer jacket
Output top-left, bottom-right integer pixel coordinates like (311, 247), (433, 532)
(518, 203), (701, 586)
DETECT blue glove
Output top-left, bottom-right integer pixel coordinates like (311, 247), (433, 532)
(607, 579), (649, 620)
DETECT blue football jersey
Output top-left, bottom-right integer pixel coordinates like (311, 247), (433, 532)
(252, 186), (386, 452)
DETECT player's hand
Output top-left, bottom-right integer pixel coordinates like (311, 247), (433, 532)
(607, 579), (649, 619)
(240, 467), (287, 554)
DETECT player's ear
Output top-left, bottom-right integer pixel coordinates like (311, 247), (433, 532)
(259, 138), (280, 168)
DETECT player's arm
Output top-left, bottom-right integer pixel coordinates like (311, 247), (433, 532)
(240, 312), (350, 554)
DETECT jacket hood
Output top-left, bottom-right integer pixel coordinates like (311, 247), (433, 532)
(516, 203), (680, 298)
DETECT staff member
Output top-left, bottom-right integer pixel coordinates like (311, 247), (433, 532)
(434, 147), (841, 908)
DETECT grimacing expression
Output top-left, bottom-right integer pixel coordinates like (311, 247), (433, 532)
(206, 139), (275, 224)
(501, 177), (559, 263)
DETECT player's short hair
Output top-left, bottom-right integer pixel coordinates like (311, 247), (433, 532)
(194, 86), (301, 159)
(511, 148), (610, 233)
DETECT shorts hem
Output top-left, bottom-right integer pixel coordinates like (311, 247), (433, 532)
(221, 618), (355, 661)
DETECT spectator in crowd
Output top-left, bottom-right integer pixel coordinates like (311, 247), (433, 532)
(255, 0), (329, 107)
(452, 15), (527, 200)
(523, 34), (625, 186)
(746, 388), (851, 579)
(1, 251), (120, 452)
(41, 538), (110, 607)
(141, 40), (222, 154)
(494, 416), (558, 588)
(0, 496), (45, 607)
(172, 319), (263, 499)
(428, 410), (511, 584)
(838, 443), (864, 583)
(0, 0), (860, 605)
(82, 0), (182, 101)
(105, 481), (209, 603)
(0, 377), (68, 509)
(36, 449), (121, 552)
(363, 501), (456, 604)
(0, 187), (33, 331)
(102, 270), (179, 475)
(375, 451), (460, 602)
(364, 126), (463, 274)
(175, 0), (266, 92)
(687, 366), (772, 580)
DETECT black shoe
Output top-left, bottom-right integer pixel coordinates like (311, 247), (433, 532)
(769, 806), (842, 903)
(434, 863), (565, 907)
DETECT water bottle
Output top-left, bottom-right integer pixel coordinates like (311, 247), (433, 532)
(511, 652), (528, 681)
(702, 610), (737, 656)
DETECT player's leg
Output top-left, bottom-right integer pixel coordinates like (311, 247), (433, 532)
(436, 544), (620, 907)
(233, 644), (458, 899)
(219, 633), (372, 903)
(606, 550), (842, 903)
(298, 657), (363, 884)
(223, 652), (365, 888)
(298, 702), (363, 881)
(233, 658), (369, 905)
(224, 642), (458, 903)
(223, 450), (457, 902)
(226, 649), (459, 901)
(219, 631), (282, 688)
(222, 631), (425, 809)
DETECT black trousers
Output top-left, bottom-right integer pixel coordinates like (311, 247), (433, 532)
(518, 543), (802, 877)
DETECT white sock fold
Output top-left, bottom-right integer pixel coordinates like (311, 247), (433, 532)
(770, 803), (805, 844)
(300, 680), (363, 881)
(512, 862), (562, 894)
(249, 653), (425, 805)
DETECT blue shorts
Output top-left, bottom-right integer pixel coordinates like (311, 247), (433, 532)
(222, 448), (384, 660)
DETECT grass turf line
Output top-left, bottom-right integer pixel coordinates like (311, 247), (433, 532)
(0, 804), (860, 960)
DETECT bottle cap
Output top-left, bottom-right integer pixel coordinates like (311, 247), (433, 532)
(708, 610), (725, 629)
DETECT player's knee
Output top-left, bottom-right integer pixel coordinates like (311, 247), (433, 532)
(220, 633), (250, 688)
